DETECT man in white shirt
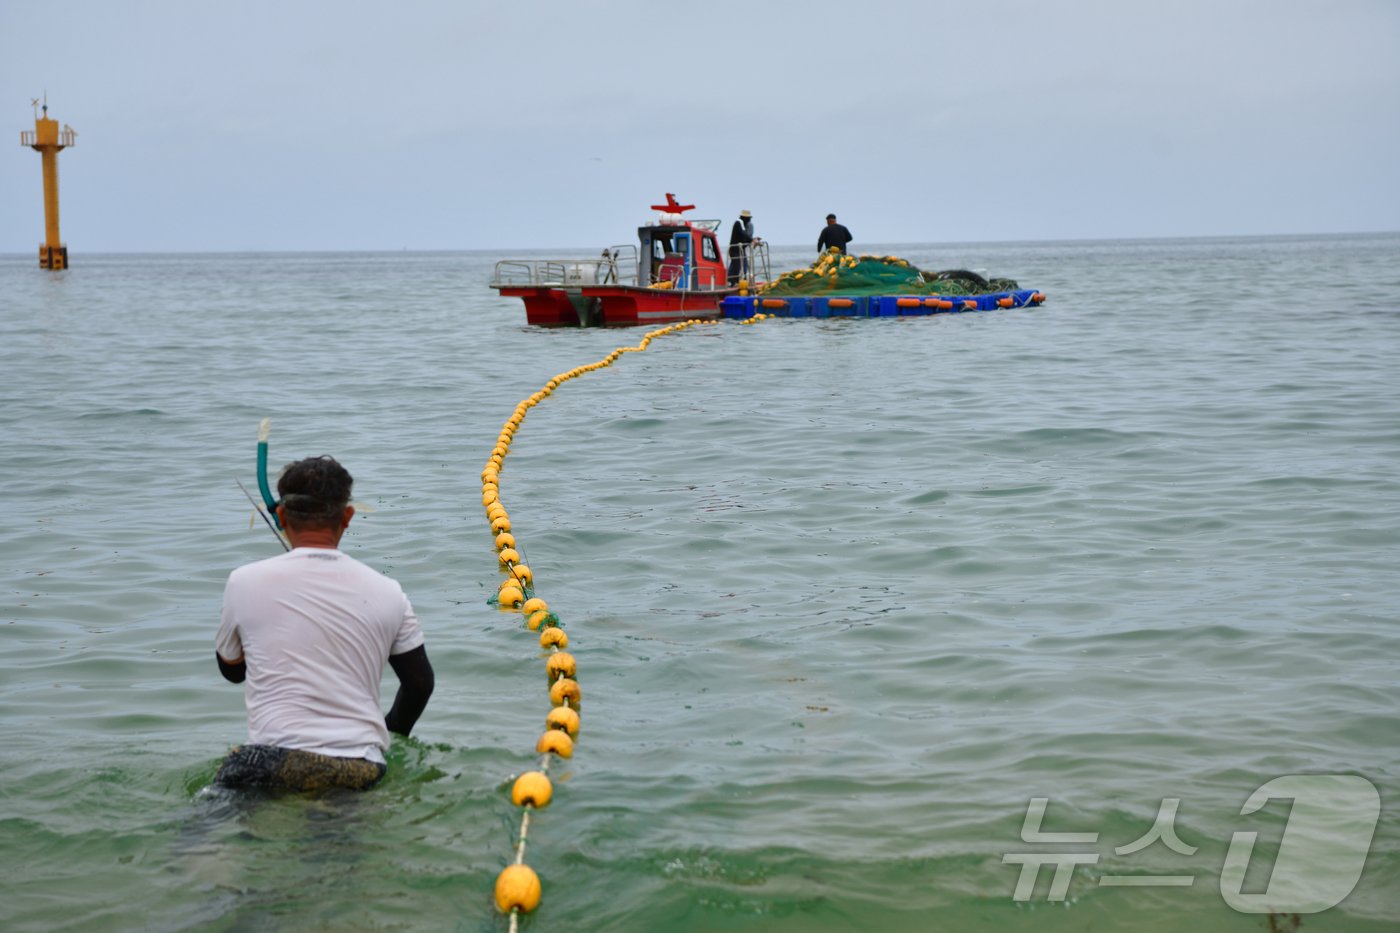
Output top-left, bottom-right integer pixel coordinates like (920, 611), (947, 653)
(215, 455), (434, 792)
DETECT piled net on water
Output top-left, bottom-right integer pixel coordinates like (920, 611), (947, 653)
(759, 249), (1019, 297)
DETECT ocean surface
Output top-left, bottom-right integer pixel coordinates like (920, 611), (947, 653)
(2, 234), (1398, 932)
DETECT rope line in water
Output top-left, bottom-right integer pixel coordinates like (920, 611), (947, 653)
(484, 315), (771, 927)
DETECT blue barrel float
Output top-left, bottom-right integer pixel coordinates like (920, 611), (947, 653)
(723, 289), (1045, 319)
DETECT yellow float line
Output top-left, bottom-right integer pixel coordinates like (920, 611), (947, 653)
(486, 314), (771, 926)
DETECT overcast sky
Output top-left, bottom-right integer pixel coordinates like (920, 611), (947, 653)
(3, 0), (1397, 252)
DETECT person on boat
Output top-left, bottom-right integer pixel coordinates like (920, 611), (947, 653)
(598, 248), (616, 284)
(728, 209), (756, 285)
(817, 213), (853, 255)
(214, 455), (434, 792)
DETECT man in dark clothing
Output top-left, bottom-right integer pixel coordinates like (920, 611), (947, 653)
(728, 209), (755, 285)
(817, 214), (853, 255)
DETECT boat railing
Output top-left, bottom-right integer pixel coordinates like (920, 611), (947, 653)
(646, 241), (771, 291)
(655, 264), (724, 290)
(706, 240), (770, 289)
(746, 240), (772, 286)
(492, 244), (638, 288)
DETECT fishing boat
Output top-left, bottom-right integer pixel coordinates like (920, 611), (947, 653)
(490, 194), (770, 327)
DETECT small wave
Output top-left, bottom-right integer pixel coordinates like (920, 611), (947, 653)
(76, 407), (165, 419)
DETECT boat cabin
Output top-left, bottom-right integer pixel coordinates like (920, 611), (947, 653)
(639, 219), (727, 289)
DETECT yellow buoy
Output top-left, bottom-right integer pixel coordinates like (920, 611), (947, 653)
(510, 771), (553, 808)
(539, 627), (568, 649)
(546, 652), (576, 682)
(522, 597), (548, 616)
(536, 729), (574, 757)
(546, 706), (580, 737)
(511, 564), (533, 586)
(526, 609), (550, 631)
(491, 516), (511, 534)
(498, 586), (525, 609)
(494, 864), (542, 913)
(498, 548), (520, 566)
(495, 532), (516, 551)
(550, 678), (581, 709)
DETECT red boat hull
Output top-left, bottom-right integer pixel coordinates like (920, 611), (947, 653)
(496, 285), (734, 327)
(581, 285), (731, 326)
(497, 287), (591, 327)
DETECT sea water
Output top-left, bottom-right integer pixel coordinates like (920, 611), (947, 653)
(1, 234), (1397, 931)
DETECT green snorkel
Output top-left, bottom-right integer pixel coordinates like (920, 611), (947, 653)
(256, 418), (280, 528)
(238, 418), (290, 551)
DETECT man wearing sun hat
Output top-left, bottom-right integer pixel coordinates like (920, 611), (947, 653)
(728, 209), (756, 285)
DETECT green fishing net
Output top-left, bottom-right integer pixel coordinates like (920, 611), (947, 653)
(760, 249), (1019, 296)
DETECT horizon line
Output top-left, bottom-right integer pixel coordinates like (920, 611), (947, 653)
(2, 229), (1397, 258)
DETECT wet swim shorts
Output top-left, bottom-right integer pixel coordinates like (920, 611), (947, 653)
(214, 744), (386, 792)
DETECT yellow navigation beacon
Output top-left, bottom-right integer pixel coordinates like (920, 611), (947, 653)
(20, 97), (77, 270)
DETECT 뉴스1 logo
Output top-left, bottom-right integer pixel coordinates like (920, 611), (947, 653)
(1003, 773), (1380, 913)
